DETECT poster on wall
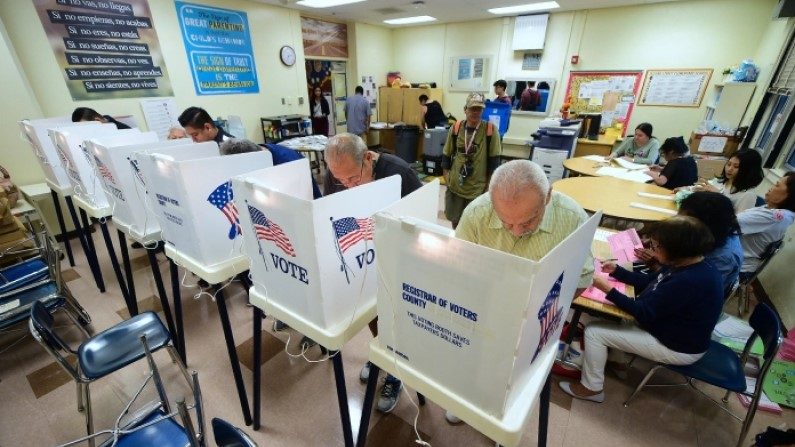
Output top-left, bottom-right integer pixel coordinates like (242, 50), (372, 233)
(301, 17), (347, 58)
(175, 2), (259, 95)
(33, 0), (173, 100)
(361, 75), (376, 105)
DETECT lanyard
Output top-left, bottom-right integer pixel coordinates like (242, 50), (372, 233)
(462, 121), (481, 155)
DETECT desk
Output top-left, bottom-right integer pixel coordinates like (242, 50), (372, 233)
(574, 135), (619, 158)
(553, 176), (677, 221)
(563, 157), (610, 177)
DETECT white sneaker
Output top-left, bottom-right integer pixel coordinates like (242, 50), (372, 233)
(360, 361), (372, 383)
(445, 410), (462, 424)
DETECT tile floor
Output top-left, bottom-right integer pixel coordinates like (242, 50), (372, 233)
(1, 185), (792, 446)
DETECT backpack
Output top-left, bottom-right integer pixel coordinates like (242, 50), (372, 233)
(452, 120), (493, 151)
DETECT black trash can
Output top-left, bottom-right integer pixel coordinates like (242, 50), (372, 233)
(394, 125), (420, 164)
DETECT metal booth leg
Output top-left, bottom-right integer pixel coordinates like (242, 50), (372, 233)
(538, 374), (551, 447)
(64, 197), (105, 292)
(356, 362), (381, 447)
(332, 352), (354, 447)
(50, 190), (75, 266)
(213, 283), (253, 426)
(169, 259), (186, 364)
(147, 249), (178, 342)
(117, 230), (137, 308)
(253, 306), (263, 430)
(97, 220), (135, 315)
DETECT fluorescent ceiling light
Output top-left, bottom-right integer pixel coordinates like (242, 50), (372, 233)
(488, 1), (560, 15)
(296, 0), (366, 8)
(384, 15), (437, 25)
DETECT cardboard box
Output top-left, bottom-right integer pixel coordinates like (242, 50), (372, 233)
(694, 155), (728, 179)
(689, 132), (741, 157)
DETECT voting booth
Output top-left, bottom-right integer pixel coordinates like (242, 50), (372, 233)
(86, 136), (192, 243)
(236, 159), (434, 343)
(49, 123), (135, 209)
(137, 144), (273, 267)
(371, 197), (600, 444)
(18, 117), (74, 193)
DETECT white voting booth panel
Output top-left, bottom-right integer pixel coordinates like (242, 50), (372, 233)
(18, 117), (74, 193)
(374, 209), (600, 421)
(236, 159), (413, 342)
(85, 133), (182, 242)
(49, 124), (135, 209)
(142, 146), (273, 267)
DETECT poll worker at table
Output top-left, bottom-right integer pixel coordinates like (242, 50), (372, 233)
(447, 160), (594, 423)
(71, 107), (131, 130)
(419, 94), (446, 129)
(636, 192), (742, 296)
(679, 149), (764, 213)
(559, 216), (724, 403)
(442, 92), (502, 228)
(737, 172), (795, 280)
(323, 132), (422, 413)
(645, 136), (697, 190)
(309, 85), (330, 137)
(178, 106), (234, 144)
(607, 122), (660, 165)
(219, 138), (322, 199)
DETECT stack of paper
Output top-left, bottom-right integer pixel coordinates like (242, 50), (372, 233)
(595, 166), (652, 183)
(607, 228), (643, 263)
(580, 259), (626, 304)
(738, 376), (782, 414)
(614, 157), (649, 170)
(582, 155), (608, 162)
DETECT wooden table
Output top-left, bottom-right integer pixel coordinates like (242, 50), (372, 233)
(563, 157), (612, 176)
(553, 176), (677, 222)
(574, 135), (620, 158)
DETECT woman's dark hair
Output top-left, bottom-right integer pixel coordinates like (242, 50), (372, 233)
(718, 149), (764, 194)
(538, 81), (550, 89)
(678, 192), (740, 248)
(648, 215), (715, 261)
(178, 106), (214, 129)
(635, 122), (653, 139)
(779, 172), (795, 212)
(660, 136), (688, 155)
(493, 79), (507, 89)
(71, 107), (102, 122)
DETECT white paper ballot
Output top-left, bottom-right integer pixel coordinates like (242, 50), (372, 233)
(629, 202), (677, 215)
(375, 208), (601, 418)
(637, 192), (675, 201)
(613, 157), (649, 170)
(582, 155), (608, 162)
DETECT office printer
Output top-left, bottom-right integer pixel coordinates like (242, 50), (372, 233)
(529, 119), (581, 181)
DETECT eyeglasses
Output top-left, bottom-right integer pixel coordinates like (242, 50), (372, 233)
(333, 160), (366, 187)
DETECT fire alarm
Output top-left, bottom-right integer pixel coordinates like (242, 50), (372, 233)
(571, 55), (579, 64)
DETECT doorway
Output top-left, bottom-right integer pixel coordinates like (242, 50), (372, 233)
(306, 60), (347, 136)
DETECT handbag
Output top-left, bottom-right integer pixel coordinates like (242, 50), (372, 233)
(552, 322), (584, 380)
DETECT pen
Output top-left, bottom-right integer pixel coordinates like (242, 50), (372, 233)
(600, 258), (617, 262)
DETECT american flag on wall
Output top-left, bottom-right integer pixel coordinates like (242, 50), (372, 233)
(207, 181), (240, 240)
(247, 204), (295, 257)
(94, 155), (115, 184)
(532, 273), (565, 363)
(332, 217), (374, 253)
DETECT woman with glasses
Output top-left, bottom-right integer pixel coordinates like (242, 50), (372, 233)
(559, 216), (723, 403)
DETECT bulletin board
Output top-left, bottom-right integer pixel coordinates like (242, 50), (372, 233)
(638, 69), (713, 107)
(449, 55), (492, 92)
(564, 71), (643, 136)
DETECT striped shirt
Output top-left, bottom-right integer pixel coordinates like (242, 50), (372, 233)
(456, 191), (594, 288)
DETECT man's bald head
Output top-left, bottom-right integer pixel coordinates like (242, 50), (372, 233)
(489, 160), (551, 237)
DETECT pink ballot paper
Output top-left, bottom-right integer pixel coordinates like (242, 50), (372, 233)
(607, 228), (643, 263)
(581, 259), (626, 304)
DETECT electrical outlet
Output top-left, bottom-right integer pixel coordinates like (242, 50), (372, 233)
(281, 97), (286, 105)
(298, 96), (304, 105)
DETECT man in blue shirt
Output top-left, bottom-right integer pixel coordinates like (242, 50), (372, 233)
(345, 86), (371, 139)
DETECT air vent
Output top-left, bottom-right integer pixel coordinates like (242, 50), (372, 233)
(374, 7), (405, 15)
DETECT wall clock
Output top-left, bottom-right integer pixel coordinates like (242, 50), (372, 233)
(280, 45), (296, 67)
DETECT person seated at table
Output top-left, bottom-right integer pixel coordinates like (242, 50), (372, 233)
(737, 172), (795, 280)
(678, 149), (764, 213)
(607, 123), (659, 165)
(419, 94), (446, 129)
(71, 107), (131, 130)
(178, 106), (234, 144)
(218, 139), (322, 199)
(645, 136), (697, 190)
(559, 216), (724, 403)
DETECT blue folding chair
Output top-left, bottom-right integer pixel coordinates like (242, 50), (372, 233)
(734, 239), (784, 314)
(212, 417), (259, 446)
(30, 301), (191, 447)
(624, 303), (783, 447)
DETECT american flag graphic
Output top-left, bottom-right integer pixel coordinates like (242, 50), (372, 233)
(207, 181), (240, 240)
(94, 156), (115, 184)
(332, 217), (374, 253)
(247, 205), (295, 257)
(129, 158), (145, 186)
(532, 273), (565, 363)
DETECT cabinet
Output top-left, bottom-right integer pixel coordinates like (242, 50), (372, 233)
(704, 83), (756, 129)
(377, 87), (443, 126)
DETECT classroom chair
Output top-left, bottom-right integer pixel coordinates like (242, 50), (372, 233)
(734, 239), (784, 314)
(623, 303), (783, 447)
(29, 301), (191, 447)
(212, 417), (259, 446)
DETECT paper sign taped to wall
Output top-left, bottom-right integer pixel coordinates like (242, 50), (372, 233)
(697, 136), (727, 153)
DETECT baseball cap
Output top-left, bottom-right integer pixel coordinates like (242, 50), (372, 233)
(465, 92), (485, 109)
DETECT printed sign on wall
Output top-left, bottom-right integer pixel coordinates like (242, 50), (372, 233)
(33, 0), (173, 100)
(175, 2), (259, 95)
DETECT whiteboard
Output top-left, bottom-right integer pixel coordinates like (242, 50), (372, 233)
(449, 55), (492, 92)
(639, 69), (713, 107)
